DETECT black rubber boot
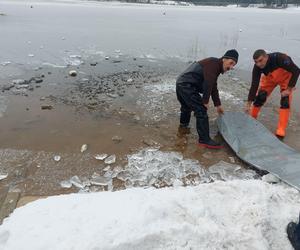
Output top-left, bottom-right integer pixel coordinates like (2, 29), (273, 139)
(196, 116), (223, 149)
(287, 219), (300, 250)
(198, 138), (223, 149)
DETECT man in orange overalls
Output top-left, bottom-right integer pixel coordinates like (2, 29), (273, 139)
(245, 49), (300, 138)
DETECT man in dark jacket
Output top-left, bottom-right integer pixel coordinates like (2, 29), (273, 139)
(176, 49), (239, 149)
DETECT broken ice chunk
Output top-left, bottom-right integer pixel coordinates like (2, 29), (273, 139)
(69, 55), (82, 59)
(106, 93), (118, 98)
(12, 79), (27, 85)
(262, 173), (280, 184)
(78, 187), (90, 193)
(142, 139), (160, 147)
(123, 148), (205, 188)
(116, 171), (131, 181)
(69, 70), (77, 77)
(94, 153), (108, 161)
(91, 172), (100, 179)
(90, 176), (110, 186)
(54, 155), (61, 162)
(1, 61), (11, 66)
(15, 84), (29, 89)
(229, 157), (235, 163)
(103, 170), (113, 178)
(60, 180), (72, 188)
(103, 166), (110, 171)
(70, 175), (84, 189)
(133, 115), (140, 121)
(208, 161), (257, 181)
(104, 155), (116, 164)
(81, 177), (91, 187)
(113, 166), (123, 173)
(80, 144), (88, 153)
(112, 136), (122, 143)
(0, 173), (8, 181)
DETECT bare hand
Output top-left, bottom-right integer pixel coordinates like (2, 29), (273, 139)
(245, 102), (252, 114)
(281, 88), (294, 97)
(216, 106), (224, 115)
(203, 103), (209, 109)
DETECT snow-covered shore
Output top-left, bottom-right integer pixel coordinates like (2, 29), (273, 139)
(0, 179), (299, 250)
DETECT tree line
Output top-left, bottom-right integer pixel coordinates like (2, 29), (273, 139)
(118, 0), (300, 7)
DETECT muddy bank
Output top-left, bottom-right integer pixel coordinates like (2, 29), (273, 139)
(0, 56), (251, 196)
(0, 55), (299, 198)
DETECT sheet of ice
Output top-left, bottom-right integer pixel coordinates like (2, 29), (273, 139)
(1, 1), (299, 69)
(0, 180), (299, 250)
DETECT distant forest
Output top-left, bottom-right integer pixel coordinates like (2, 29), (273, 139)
(190, 0), (300, 7)
(118, 0), (300, 7)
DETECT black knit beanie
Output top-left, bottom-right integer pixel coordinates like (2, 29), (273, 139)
(223, 49), (239, 63)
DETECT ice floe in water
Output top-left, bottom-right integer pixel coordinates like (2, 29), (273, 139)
(63, 55), (83, 66)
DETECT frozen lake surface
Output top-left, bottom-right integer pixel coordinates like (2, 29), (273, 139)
(0, 0), (299, 71)
(0, 2), (300, 249)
